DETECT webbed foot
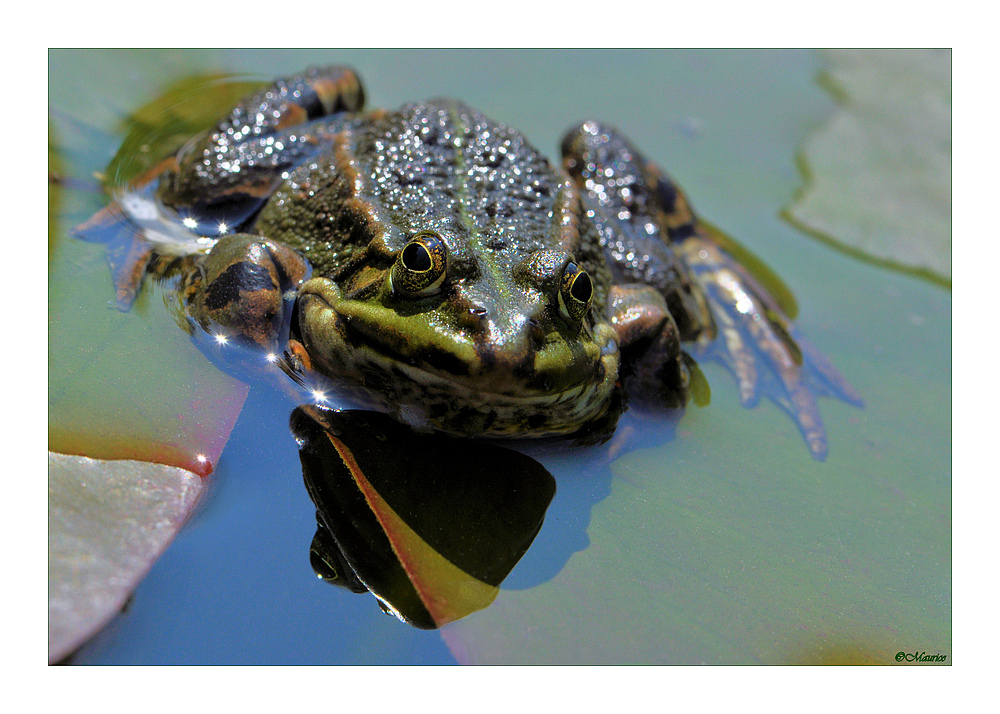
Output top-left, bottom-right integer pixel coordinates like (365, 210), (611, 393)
(678, 228), (863, 460)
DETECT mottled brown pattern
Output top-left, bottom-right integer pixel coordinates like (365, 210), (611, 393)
(108, 65), (863, 455)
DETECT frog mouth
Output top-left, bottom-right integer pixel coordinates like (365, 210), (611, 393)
(297, 279), (618, 404)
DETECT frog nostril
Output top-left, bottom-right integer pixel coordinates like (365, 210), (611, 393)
(527, 317), (546, 347)
(457, 305), (489, 332)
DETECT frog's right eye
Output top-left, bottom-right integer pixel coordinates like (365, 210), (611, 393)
(558, 261), (593, 323)
(391, 231), (448, 296)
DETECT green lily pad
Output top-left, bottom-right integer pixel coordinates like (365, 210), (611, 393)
(49, 97), (250, 476)
(785, 49), (951, 287)
(442, 428), (951, 664)
(47, 214), (249, 475)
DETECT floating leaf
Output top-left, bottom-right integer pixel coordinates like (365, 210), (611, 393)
(785, 49), (951, 286)
(48, 453), (204, 662)
(49, 122), (249, 476)
(47, 241), (249, 475)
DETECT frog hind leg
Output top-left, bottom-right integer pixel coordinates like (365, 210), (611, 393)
(562, 121), (862, 461)
(183, 234), (310, 364)
(156, 66), (365, 234)
(561, 122), (713, 343)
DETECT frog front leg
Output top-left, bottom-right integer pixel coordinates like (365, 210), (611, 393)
(562, 121), (861, 460)
(182, 234), (309, 360)
(156, 65), (365, 234)
(607, 283), (687, 409)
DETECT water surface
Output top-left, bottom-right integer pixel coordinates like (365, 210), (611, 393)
(48, 49), (951, 664)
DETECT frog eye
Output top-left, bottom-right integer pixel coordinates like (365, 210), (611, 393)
(558, 261), (593, 322)
(391, 231), (448, 296)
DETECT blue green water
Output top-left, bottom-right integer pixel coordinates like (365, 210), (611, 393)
(49, 49), (950, 664)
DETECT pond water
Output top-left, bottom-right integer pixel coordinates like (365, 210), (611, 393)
(48, 49), (951, 664)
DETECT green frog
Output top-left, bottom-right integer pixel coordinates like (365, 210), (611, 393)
(99, 65), (861, 460)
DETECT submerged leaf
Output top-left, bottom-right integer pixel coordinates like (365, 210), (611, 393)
(785, 49), (951, 286)
(49, 207), (249, 475)
(106, 75), (265, 188)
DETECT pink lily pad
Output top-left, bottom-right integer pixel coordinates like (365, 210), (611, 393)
(48, 453), (205, 662)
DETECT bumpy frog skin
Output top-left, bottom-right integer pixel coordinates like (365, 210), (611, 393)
(103, 65), (862, 459)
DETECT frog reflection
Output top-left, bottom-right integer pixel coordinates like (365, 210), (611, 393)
(292, 406), (556, 629)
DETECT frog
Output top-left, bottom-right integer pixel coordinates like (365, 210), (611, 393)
(94, 64), (861, 460)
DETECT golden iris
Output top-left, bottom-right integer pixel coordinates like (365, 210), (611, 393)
(391, 231), (448, 296)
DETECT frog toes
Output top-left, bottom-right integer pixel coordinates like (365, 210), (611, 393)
(680, 232), (861, 461)
(708, 303), (761, 407)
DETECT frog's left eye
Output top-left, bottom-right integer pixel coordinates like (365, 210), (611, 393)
(558, 261), (593, 322)
(391, 231), (448, 296)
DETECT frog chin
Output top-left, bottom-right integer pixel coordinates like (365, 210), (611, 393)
(361, 355), (621, 438)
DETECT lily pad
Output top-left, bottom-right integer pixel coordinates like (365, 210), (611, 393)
(105, 74), (266, 188)
(48, 453), (204, 662)
(49, 50), (950, 667)
(785, 49), (951, 287)
(49, 107), (249, 476)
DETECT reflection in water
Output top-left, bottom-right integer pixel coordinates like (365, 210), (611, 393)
(291, 405), (556, 629)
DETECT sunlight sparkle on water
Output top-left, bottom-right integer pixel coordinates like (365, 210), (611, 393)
(718, 271), (755, 315)
(182, 216), (198, 230)
(310, 389), (328, 403)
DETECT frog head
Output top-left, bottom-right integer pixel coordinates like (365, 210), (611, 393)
(296, 226), (621, 438)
